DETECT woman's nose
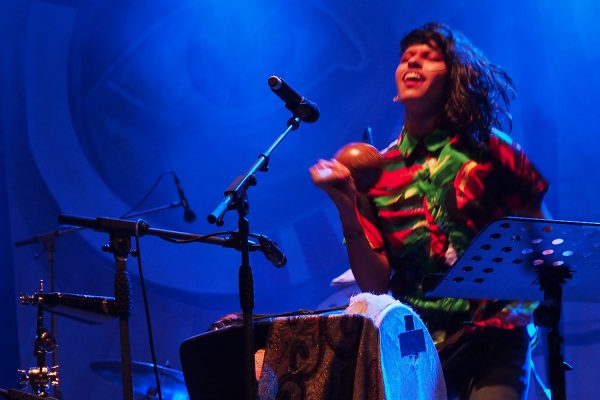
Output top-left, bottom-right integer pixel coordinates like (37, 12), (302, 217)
(407, 55), (421, 67)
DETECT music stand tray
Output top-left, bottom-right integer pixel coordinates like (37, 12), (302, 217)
(426, 217), (600, 400)
(427, 217), (600, 302)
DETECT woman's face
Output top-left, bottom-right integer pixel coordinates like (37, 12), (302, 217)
(395, 41), (449, 114)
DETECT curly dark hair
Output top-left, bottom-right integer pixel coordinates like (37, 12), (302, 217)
(400, 23), (515, 143)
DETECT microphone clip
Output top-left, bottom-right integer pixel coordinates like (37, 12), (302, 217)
(256, 234), (287, 268)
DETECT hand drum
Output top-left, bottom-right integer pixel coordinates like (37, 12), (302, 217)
(334, 142), (384, 192)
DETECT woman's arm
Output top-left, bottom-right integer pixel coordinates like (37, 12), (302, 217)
(309, 159), (391, 293)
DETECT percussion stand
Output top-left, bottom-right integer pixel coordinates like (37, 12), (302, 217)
(208, 115), (301, 400)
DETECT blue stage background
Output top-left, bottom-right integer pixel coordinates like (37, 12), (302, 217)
(1, 0), (599, 398)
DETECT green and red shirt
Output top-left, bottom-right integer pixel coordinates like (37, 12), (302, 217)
(356, 128), (548, 344)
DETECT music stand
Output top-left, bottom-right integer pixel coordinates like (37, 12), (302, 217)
(426, 217), (600, 400)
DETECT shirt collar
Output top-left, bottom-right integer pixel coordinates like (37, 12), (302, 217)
(397, 127), (452, 158)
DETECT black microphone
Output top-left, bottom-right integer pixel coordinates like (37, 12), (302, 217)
(256, 235), (287, 268)
(268, 76), (320, 123)
(362, 126), (373, 145)
(173, 174), (196, 223)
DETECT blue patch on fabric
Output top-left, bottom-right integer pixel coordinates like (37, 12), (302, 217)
(399, 315), (426, 357)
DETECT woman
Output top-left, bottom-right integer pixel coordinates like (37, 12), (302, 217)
(310, 23), (548, 399)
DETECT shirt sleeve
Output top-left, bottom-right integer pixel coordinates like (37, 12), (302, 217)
(488, 130), (550, 211)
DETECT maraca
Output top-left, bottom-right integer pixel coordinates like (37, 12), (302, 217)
(334, 142), (384, 191)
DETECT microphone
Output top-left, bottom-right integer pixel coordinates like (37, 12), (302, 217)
(362, 126), (373, 145)
(268, 76), (320, 123)
(256, 235), (287, 267)
(173, 174), (196, 223)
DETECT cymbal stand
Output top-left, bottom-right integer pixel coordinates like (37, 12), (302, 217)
(13, 198), (189, 398)
(18, 280), (59, 398)
(14, 233), (62, 398)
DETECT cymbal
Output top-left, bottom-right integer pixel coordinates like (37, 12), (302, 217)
(90, 359), (189, 399)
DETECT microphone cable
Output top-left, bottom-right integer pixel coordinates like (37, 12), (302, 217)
(134, 219), (163, 400)
(120, 170), (174, 219)
(158, 231), (286, 268)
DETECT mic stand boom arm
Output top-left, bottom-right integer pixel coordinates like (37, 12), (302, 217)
(208, 116), (300, 226)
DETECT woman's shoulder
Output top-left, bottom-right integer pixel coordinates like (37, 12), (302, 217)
(380, 138), (400, 155)
(488, 127), (522, 151)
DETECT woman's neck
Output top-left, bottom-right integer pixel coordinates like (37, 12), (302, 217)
(403, 110), (442, 139)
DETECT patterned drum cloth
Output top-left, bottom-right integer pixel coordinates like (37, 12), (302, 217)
(258, 293), (446, 400)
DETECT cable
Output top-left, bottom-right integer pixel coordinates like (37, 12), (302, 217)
(158, 231), (286, 267)
(120, 170), (174, 219)
(529, 325), (551, 400)
(530, 358), (551, 399)
(134, 220), (163, 400)
(158, 231), (234, 244)
(158, 231), (269, 245)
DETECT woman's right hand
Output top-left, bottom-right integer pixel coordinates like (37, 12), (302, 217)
(310, 158), (391, 294)
(309, 158), (357, 208)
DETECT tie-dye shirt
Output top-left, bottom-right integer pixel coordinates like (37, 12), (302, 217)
(356, 128), (548, 343)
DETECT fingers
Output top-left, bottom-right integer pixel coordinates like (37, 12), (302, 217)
(309, 159), (351, 184)
(311, 159), (332, 179)
(309, 158), (358, 204)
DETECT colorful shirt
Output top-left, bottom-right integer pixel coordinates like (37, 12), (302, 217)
(356, 128), (548, 344)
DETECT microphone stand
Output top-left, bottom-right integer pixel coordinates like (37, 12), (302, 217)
(55, 214), (283, 400)
(208, 116), (301, 400)
(13, 200), (185, 400)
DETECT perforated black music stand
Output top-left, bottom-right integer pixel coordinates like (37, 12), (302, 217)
(427, 217), (600, 400)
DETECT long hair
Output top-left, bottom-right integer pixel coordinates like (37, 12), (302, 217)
(400, 23), (515, 143)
